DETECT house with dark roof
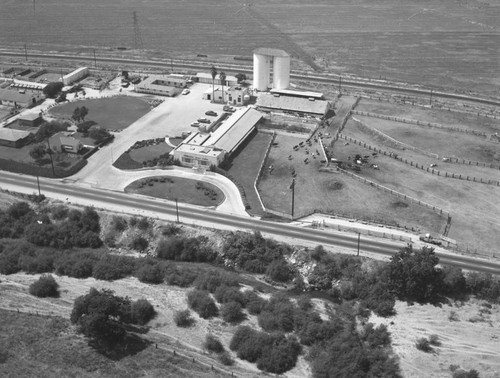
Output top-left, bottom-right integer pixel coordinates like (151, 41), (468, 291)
(0, 128), (32, 148)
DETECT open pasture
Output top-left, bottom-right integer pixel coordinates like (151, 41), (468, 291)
(356, 99), (500, 134)
(257, 132), (444, 233)
(48, 96), (150, 130)
(0, 0), (498, 92)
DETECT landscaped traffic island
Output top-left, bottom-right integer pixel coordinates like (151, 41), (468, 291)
(125, 176), (225, 207)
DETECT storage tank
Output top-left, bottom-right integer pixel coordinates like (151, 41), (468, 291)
(253, 53), (270, 91)
(273, 56), (290, 90)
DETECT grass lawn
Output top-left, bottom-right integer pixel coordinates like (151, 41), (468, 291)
(125, 176), (225, 207)
(0, 309), (227, 378)
(257, 132), (444, 232)
(48, 96), (151, 131)
(224, 131), (274, 215)
(129, 142), (173, 163)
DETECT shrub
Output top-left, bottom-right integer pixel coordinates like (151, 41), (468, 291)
(204, 334), (224, 353)
(452, 369), (480, 378)
(266, 258), (294, 282)
(214, 285), (245, 305)
(29, 274), (59, 298)
(55, 251), (97, 278)
(187, 290), (218, 319)
(136, 262), (164, 284)
(165, 266), (197, 287)
(130, 299), (156, 325)
(92, 256), (136, 281)
(129, 235), (149, 251)
(218, 351), (234, 366)
(428, 334), (441, 346)
(244, 291), (267, 315)
(137, 217), (150, 231)
(161, 223), (181, 236)
(174, 309), (195, 327)
(311, 245), (327, 261)
(195, 270), (239, 293)
(415, 337), (433, 353)
(111, 216), (128, 232)
(221, 301), (245, 324)
(51, 205), (69, 220)
(156, 236), (217, 263)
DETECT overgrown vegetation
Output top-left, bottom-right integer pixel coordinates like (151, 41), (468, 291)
(29, 274), (59, 298)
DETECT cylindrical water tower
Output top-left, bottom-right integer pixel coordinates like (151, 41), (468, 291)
(273, 55), (290, 90)
(253, 53), (271, 91)
(253, 48), (290, 91)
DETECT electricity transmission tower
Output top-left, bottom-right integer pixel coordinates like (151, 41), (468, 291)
(133, 11), (144, 50)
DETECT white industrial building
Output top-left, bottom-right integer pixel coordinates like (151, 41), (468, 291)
(196, 73), (238, 86)
(62, 67), (89, 86)
(202, 85), (251, 105)
(253, 48), (290, 91)
(135, 75), (184, 96)
(173, 107), (263, 168)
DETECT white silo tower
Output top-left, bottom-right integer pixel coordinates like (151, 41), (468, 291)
(253, 48), (290, 91)
(273, 55), (290, 90)
(253, 52), (271, 91)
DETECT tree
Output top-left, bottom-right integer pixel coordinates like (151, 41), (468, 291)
(29, 144), (47, 164)
(43, 82), (64, 98)
(72, 107), (81, 122)
(29, 274), (59, 297)
(210, 65), (217, 103)
(221, 301), (245, 324)
(388, 245), (444, 303)
(130, 299), (156, 325)
(219, 71), (226, 103)
(80, 106), (88, 121)
(71, 288), (131, 347)
(235, 73), (246, 84)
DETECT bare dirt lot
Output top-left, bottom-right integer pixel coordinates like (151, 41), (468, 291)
(257, 131), (445, 233)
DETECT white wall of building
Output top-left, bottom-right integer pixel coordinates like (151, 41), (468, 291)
(253, 53), (270, 91)
(273, 56), (290, 90)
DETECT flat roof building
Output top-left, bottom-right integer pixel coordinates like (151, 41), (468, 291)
(270, 88), (324, 99)
(196, 73), (238, 86)
(62, 67), (89, 86)
(135, 75), (184, 97)
(0, 88), (43, 107)
(256, 93), (330, 116)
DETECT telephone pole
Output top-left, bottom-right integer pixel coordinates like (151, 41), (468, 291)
(24, 44), (28, 61)
(93, 48), (97, 67)
(289, 179), (295, 219)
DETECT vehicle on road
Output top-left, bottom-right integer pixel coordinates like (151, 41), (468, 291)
(198, 118), (211, 124)
(182, 89), (190, 95)
(419, 233), (442, 246)
(205, 110), (218, 116)
(223, 105), (235, 112)
(190, 122), (200, 127)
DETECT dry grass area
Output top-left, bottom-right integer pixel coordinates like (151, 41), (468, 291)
(0, 272), (310, 378)
(257, 132), (445, 232)
(370, 299), (500, 378)
(338, 116), (500, 255)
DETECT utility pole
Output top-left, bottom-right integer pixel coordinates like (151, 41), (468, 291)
(24, 44), (28, 61)
(289, 179), (295, 219)
(429, 89), (433, 105)
(175, 198), (180, 223)
(93, 48), (97, 67)
(36, 175), (41, 196)
(357, 232), (361, 256)
(338, 75), (342, 94)
(46, 138), (56, 177)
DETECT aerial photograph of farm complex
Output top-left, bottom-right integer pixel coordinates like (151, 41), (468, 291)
(0, 0), (499, 377)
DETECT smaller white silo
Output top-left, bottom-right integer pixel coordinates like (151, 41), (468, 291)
(273, 55), (290, 90)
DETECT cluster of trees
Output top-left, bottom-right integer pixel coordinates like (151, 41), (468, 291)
(71, 288), (155, 348)
(156, 236), (217, 263)
(72, 106), (89, 123)
(43, 82), (64, 98)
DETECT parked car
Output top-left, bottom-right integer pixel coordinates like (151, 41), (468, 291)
(419, 234), (442, 246)
(182, 89), (190, 95)
(205, 110), (218, 116)
(197, 118), (211, 124)
(223, 105), (235, 112)
(190, 122), (200, 127)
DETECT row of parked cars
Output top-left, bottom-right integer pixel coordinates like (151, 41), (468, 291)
(190, 106), (235, 128)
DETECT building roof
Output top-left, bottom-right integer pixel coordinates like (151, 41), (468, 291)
(196, 73), (237, 82)
(203, 107), (262, 154)
(137, 74), (185, 88)
(253, 48), (289, 57)
(256, 93), (329, 115)
(270, 88), (324, 99)
(18, 112), (41, 121)
(175, 143), (224, 159)
(0, 128), (32, 141)
(183, 132), (211, 146)
(63, 67), (88, 79)
(0, 88), (39, 103)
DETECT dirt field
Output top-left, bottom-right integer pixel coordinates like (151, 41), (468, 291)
(257, 132), (445, 233)
(370, 300), (500, 378)
(0, 0), (498, 93)
(125, 176), (225, 207)
(48, 96), (151, 130)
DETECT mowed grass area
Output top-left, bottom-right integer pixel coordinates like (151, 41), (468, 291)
(257, 133), (444, 233)
(48, 97), (151, 131)
(0, 309), (227, 378)
(224, 131), (273, 216)
(356, 100), (500, 134)
(129, 142), (173, 163)
(337, 119), (500, 254)
(0, 1), (497, 93)
(125, 176), (225, 207)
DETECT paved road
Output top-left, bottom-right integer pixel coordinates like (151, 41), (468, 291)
(1, 171), (499, 275)
(1, 51), (499, 106)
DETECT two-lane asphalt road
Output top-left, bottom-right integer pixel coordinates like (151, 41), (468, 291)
(1, 171), (499, 275)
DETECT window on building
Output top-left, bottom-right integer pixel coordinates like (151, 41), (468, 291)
(200, 160), (208, 166)
(183, 156), (193, 163)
